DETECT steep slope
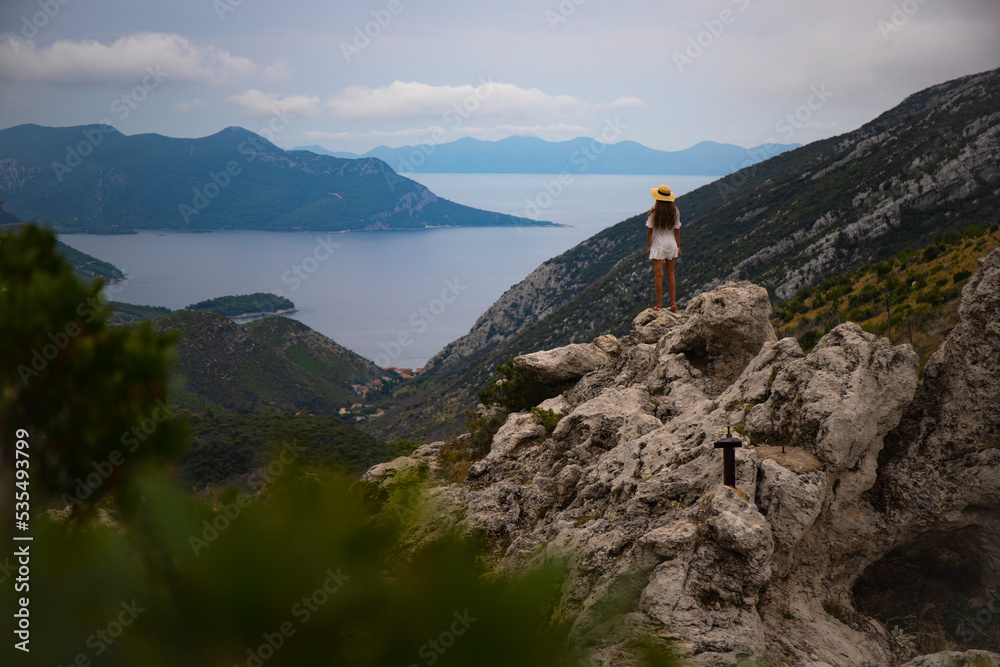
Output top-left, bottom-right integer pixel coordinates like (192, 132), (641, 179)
(368, 67), (1000, 441)
(0, 125), (552, 232)
(772, 224), (999, 364)
(146, 311), (384, 414)
(300, 136), (800, 175)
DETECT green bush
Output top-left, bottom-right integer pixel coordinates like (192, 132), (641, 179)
(530, 407), (563, 433)
(799, 329), (823, 352)
(477, 361), (561, 414)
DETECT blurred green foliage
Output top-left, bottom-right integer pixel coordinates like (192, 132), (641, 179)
(0, 224), (186, 508)
(180, 412), (417, 489)
(3, 468), (585, 667)
(0, 224), (593, 667)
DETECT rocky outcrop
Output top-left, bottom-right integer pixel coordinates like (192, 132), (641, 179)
(365, 251), (1000, 665)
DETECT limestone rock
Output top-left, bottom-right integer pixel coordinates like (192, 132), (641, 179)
(631, 307), (687, 344)
(512, 340), (612, 384)
(662, 281), (778, 393)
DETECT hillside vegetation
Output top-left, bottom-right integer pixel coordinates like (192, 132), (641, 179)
(57, 240), (126, 283)
(109, 301), (173, 323)
(179, 411), (416, 488)
(146, 311), (384, 414)
(773, 224), (999, 364)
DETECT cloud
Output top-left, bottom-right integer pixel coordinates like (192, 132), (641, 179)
(325, 80), (626, 122)
(607, 96), (643, 109)
(0, 33), (256, 85)
(702, 0), (1000, 108)
(231, 89), (321, 117)
(172, 98), (204, 114)
(262, 59), (293, 83)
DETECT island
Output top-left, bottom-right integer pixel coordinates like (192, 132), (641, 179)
(185, 293), (297, 318)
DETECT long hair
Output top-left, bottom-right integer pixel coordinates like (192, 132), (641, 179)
(649, 200), (679, 230)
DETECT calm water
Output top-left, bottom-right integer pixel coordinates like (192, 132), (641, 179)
(61, 174), (714, 368)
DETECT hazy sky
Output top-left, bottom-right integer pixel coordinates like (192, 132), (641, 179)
(1, 0), (998, 154)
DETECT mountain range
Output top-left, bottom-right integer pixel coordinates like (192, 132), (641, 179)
(295, 136), (800, 175)
(366, 66), (1000, 441)
(0, 125), (551, 233)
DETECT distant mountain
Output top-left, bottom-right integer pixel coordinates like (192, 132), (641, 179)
(294, 136), (800, 175)
(0, 125), (553, 233)
(145, 311), (386, 414)
(366, 67), (1000, 441)
(295, 144), (362, 159)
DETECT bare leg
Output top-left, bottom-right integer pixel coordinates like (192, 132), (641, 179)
(665, 258), (677, 309)
(652, 259), (663, 309)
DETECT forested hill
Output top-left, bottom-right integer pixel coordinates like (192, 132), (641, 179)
(146, 311), (385, 414)
(366, 66), (1000, 441)
(0, 124), (553, 233)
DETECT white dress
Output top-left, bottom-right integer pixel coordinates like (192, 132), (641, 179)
(646, 212), (681, 260)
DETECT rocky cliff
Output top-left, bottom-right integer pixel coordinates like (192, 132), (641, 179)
(364, 247), (1000, 666)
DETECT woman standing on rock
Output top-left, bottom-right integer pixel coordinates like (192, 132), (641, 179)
(646, 185), (681, 311)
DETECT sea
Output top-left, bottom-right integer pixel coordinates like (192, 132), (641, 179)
(60, 174), (716, 369)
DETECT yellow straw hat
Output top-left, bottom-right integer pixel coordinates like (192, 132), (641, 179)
(651, 185), (675, 202)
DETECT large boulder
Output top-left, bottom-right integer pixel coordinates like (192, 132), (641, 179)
(512, 334), (618, 384)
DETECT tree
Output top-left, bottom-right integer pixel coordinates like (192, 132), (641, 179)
(0, 224), (186, 517)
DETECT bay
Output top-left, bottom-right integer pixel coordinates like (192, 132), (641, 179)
(60, 174), (714, 369)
